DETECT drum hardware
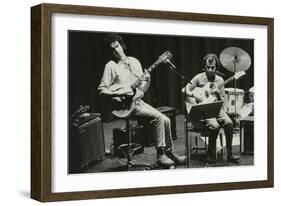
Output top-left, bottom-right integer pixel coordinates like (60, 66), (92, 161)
(239, 86), (254, 118)
(238, 103), (254, 119)
(220, 47), (252, 117)
(248, 86), (254, 103)
(224, 88), (244, 114)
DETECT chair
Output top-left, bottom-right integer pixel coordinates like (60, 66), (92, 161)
(187, 121), (224, 163)
(184, 100), (224, 166)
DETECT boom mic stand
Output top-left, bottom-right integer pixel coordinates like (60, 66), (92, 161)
(166, 64), (191, 168)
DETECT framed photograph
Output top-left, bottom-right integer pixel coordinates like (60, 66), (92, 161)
(31, 3), (274, 202)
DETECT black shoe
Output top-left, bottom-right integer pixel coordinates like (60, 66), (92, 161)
(166, 150), (186, 165)
(227, 155), (240, 163)
(206, 154), (216, 163)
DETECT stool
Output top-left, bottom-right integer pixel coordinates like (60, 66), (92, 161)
(113, 117), (151, 171)
(113, 124), (144, 157)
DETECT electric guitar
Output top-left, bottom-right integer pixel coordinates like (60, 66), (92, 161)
(111, 51), (172, 118)
(185, 71), (246, 113)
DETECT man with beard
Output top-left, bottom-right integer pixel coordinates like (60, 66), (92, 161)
(183, 53), (240, 163)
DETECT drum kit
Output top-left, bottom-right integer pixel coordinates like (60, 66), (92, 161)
(219, 47), (254, 119)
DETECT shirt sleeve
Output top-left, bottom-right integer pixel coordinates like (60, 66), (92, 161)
(130, 57), (143, 77)
(218, 77), (225, 97)
(188, 74), (199, 91)
(97, 61), (115, 93)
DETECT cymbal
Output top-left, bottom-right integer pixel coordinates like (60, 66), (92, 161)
(220, 47), (251, 72)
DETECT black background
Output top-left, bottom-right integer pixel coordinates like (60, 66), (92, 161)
(68, 31), (254, 119)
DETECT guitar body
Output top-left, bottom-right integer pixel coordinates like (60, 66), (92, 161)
(109, 51), (172, 119)
(111, 88), (144, 119)
(185, 71), (246, 114)
(185, 82), (219, 113)
(192, 82), (220, 104)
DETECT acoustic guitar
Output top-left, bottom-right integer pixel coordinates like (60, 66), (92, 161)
(111, 51), (172, 118)
(185, 71), (246, 113)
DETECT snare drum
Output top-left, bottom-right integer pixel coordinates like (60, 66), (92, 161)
(224, 88), (244, 114)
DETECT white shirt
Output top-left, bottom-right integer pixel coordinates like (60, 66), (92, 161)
(98, 56), (143, 93)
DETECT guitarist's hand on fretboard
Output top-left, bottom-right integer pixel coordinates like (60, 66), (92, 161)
(142, 70), (151, 81)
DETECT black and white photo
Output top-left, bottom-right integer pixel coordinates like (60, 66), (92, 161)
(31, 4), (273, 201)
(67, 31), (254, 174)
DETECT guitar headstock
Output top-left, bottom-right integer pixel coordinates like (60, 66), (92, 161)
(158, 50), (172, 64)
(234, 71), (246, 79)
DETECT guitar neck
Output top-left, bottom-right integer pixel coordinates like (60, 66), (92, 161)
(218, 76), (237, 90)
(147, 61), (160, 73)
(131, 60), (160, 89)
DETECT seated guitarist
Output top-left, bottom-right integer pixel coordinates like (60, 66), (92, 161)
(98, 33), (185, 167)
(183, 53), (240, 163)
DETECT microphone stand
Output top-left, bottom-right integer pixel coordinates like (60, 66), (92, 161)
(166, 65), (191, 168)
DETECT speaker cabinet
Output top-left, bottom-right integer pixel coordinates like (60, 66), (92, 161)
(240, 116), (254, 154)
(69, 115), (105, 173)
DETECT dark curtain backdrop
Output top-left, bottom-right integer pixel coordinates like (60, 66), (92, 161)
(68, 31), (254, 119)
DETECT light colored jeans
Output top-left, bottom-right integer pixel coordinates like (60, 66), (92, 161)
(205, 108), (233, 130)
(203, 108), (234, 154)
(133, 100), (173, 149)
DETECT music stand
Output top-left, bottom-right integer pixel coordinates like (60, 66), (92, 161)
(185, 101), (223, 167)
(188, 101), (223, 122)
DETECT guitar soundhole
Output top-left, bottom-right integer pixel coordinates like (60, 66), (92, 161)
(112, 97), (132, 110)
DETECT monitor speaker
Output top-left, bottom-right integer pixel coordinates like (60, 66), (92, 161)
(240, 116), (254, 154)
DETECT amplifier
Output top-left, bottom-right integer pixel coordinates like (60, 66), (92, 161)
(69, 114), (105, 173)
(240, 116), (254, 154)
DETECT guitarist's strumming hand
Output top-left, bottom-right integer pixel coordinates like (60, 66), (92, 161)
(110, 89), (135, 109)
(137, 69), (151, 93)
(191, 93), (204, 103)
(213, 90), (223, 101)
(114, 89), (134, 97)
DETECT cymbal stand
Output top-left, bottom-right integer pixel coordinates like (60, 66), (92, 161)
(166, 65), (190, 168)
(233, 56), (239, 124)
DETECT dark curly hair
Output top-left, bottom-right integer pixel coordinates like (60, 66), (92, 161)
(203, 53), (221, 70)
(104, 33), (127, 51)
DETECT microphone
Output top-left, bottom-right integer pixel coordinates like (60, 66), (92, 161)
(166, 59), (176, 69)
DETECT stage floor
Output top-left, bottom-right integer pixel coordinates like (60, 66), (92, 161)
(80, 114), (254, 174)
